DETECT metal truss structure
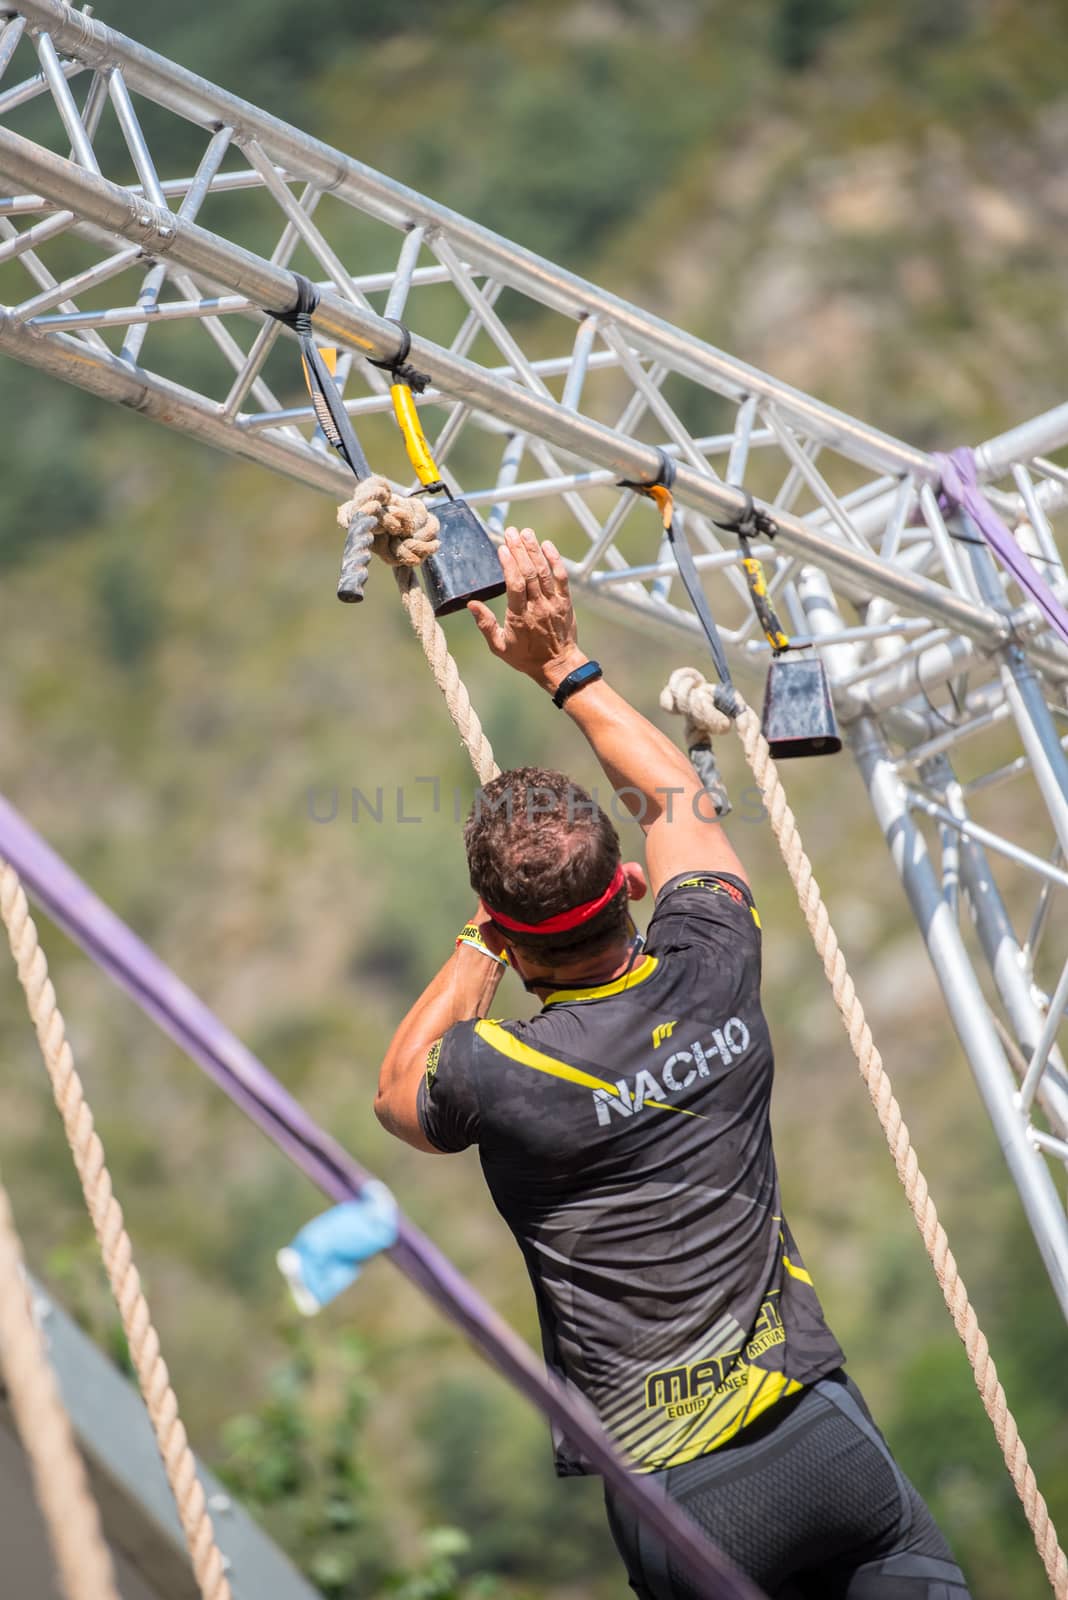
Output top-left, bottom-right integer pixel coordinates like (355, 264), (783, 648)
(2, 0), (1068, 1321)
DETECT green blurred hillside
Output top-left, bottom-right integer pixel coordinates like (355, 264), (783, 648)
(2, 2), (1068, 1596)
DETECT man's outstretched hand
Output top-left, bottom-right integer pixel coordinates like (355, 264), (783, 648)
(467, 527), (586, 693)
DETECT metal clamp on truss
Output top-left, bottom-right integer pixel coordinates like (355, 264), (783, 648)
(268, 273), (372, 482)
(620, 448), (741, 719)
(712, 490), (791, 656)
(375, 316), (505, 617)
(626, 456), (839, 757)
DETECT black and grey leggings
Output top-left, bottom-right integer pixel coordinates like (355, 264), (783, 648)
(603, 1371), (971, 1598)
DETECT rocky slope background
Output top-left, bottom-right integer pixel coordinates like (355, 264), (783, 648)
(1, 1), (1067, 1595)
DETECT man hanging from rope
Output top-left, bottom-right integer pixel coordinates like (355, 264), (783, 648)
(374, 526), (971, 1599)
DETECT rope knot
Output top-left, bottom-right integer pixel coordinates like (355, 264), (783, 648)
(337, 475), (441, 568)
(660, 667), (735, 737)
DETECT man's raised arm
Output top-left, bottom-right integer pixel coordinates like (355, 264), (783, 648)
(468, 527), (747, 896)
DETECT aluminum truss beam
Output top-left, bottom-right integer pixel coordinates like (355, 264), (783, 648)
(2, 0), (1068, 1325)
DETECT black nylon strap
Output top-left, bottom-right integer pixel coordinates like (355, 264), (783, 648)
(666, 512), (739, 702)
(367, 316), (434, 394)
(712, 488), (779, 541)
(617, 445), (677, 497)
(619, 449), (740, 708)
(269, 273), (371, 481)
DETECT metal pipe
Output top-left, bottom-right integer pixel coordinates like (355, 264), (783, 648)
(965, 537), (1068, 861)
(976, 400), (1068, 479)
(917, 482), (969, 600)
(33, 288), (253, 328)
(813, 580), (1068, 1144)
(121, 122), (234, 367)
(0, 162), (272, 215)
(742, 617), (930, 655)
(240, 138), (361, 312)
(0, 50), (82, 120)
(879, 475), (916, 561)
(0, 202), (74, 261)
(1030, 1129), (1068, 1164)
(33, 27), (98, 172)
(1023, 849), (1061, 969)
(598, 319), (718, 477)
(894, 700), (1011, 769)
(1012, 464), (1065, 587)
(764, 405), (865, 550)
(108, 67), (165, 202)
(920, 756), (1068, 1136)
(0, 211), (110, 352)
(0, 14), (27, 82)
(836, 628), (951, 691)
(592, 544), (776, 587)
(222, 183), (320, 418)
(850, 633), (994, 717)
(1018, 955), (1068, 1117)
(962, 739), (1068, 799)
(941, 819), (960, 917)
(382, 224), (425, 324)
(726, 395), (758, 487)
(75, 65), (107, 146)
(560, 313), (598, 412)
(13, 240), (140, 317)
(851, 716), (1068, 1322)
(486, 431), (526, 535)
(905, 791), (1068, 892)
(28, 265), (465, 331)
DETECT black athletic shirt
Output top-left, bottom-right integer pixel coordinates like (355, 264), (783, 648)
(417, 871), (844, 1477)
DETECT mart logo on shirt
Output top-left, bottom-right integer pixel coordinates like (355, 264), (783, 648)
(591, 1017), (750, 1126)
(644, 1298), (786, 1416)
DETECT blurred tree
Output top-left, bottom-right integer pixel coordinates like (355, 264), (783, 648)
(421, 1377), (617, 1582)
(774, 0), (852, 71)
(0, 366), (103, 570)
(94, 554), (161, 669)
(219, 1327), (501, 1599)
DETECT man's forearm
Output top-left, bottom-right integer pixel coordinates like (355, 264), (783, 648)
(468, 527), (746, 891)
(375, 940), (504, 1142)
(540, 650), (701, 828)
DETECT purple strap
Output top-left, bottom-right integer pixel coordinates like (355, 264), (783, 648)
(936, 447), (1068, 647)
(0, 792), (765, 1600)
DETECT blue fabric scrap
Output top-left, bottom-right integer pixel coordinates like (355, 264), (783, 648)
(277, 1180), (399, 1314)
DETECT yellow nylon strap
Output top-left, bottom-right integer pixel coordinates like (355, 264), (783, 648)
(741, 556), (791, 652)
(391, 381), (442, 487)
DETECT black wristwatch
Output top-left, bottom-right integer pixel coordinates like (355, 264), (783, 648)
(551, 659), (603, 709)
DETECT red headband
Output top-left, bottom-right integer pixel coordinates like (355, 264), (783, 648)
(486, 864), (626, 936)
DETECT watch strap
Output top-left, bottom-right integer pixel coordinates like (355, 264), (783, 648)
(551, 659), (603, 709)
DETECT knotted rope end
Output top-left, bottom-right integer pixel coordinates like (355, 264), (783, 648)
(660, 666), (739, 736)
(337, 477), (441, 569)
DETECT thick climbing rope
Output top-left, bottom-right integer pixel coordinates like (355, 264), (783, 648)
(0, 1162), (120, 1600)
(337, 487), (498, 784)
(659, 666), (1068, 1600)
(344, 476), (1066, 1594)
(392, 565), (499, 785)
(0, 861), (232, 1600)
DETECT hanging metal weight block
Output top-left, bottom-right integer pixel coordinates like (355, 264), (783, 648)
(760, 656), (842, 758)
(420, 498), (507, 617)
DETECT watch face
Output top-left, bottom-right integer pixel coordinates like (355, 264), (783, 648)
(555, 662), (601, 706)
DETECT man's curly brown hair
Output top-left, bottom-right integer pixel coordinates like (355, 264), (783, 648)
(464, 766), (628, 966)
